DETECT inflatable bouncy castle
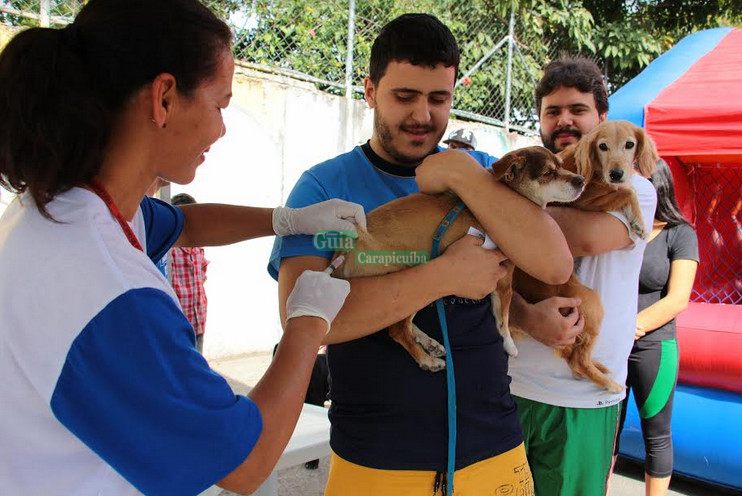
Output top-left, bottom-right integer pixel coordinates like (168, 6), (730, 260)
(609, 27), (742, 491)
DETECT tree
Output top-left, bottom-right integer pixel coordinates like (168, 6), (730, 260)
(217, 0), (740, 129)
(583, 0), (742, 86)
(3, 0), (740, 130)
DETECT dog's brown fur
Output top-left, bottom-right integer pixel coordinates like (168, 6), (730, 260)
(560, 119), (658, 238)
(511, 120), (659, 393)
(334, 146), (585, 372)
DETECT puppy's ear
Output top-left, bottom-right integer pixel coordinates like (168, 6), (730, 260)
(634, 127), (659, 177)
(491, 151), (524, 181)
(573, 136), (594, 179)
(557, 145), (578, 173)
(502, 161), (523, 183)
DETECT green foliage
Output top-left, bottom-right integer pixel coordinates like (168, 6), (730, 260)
(583, 0), (741, 85)
(3, 0), (740, 129)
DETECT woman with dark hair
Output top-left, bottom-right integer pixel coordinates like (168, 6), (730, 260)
(617, 159), (699, 496)
(0, 1), (365, 494)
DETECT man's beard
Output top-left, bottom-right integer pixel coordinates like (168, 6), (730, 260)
(541, 126), (582, 153)
(374, 110), (440, 166)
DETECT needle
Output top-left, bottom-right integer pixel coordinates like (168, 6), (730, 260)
(323, 255), (346, 274)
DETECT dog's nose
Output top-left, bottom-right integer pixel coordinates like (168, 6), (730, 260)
(609, 169), (624, 182)
(571, 175), (585, 188)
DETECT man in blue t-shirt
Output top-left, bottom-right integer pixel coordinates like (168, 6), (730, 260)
(268, 14), (573, 495)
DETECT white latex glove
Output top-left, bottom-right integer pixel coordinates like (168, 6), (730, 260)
(285, 270), (351, 332)
(272, 199), (367, 236)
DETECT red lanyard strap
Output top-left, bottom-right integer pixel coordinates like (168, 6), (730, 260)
(89, 180), (144, 252)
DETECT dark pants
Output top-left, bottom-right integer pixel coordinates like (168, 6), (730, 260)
(616, 338), (678, 477)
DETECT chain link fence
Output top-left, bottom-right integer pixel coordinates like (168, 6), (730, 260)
(0, 0), (79, 26)
(688, 164), (742, 305)
(217, 0), (556, 135)
(1, 0), (563, 136)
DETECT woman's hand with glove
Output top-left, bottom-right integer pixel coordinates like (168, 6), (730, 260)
(272, 199), (367, 237)
(285, 269), (351, 332)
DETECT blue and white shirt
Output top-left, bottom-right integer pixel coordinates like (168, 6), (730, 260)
(0, 188), (262, 495)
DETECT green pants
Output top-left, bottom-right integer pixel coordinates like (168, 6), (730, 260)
(515, 396), (620, 496)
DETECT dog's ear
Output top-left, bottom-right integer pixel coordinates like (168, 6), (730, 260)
(502, 160), (524, 183)
(490, 151), (524, 181)
(634, 127), (659, 177)
(557, 145), (578, 174)
(573, 136), (594, 179)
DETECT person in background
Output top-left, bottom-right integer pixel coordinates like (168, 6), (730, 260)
(0, 1), (365, 494)
(507, 56), (657, 496)
(616, 159), (699, 496)
(442, 127), (476, 150)
(170, 193), (209, 354)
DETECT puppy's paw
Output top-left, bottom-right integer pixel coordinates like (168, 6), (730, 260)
(412, 324), (446, 357)
(419, 355), (446, 373)
(606, 381), (625, 394)
(631, 220), (647, 239)
(623, 208), (647, 239)
(502, 333), (518, 357)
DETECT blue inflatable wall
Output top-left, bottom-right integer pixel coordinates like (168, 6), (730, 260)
(619, 384), (742, 491)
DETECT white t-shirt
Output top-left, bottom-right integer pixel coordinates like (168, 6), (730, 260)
(509, 174), (657, 408)
(0, 189), (261, 495)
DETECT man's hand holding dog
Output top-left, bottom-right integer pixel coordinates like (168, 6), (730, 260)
(435, 235), (509, 300)
(511, 293), (584, 348)
(415, 149), (485, 195)
(634, 324), (647, 340)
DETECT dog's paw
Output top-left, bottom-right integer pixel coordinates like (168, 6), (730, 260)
(623, 208), (647, 239)
(606, 381), (625, 394)
(502, 333), (518, 357)
(419, 355), (446, 373)
(631, 220), (647, 239)
(412, 324), (446, 357)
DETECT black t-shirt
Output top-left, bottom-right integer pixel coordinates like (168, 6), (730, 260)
(637, 223), (699, 341)
(328, 297), (522, 471)
(327, 143), (522, 471)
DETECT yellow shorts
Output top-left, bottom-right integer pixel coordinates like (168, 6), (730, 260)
(324, 443), (534, 496)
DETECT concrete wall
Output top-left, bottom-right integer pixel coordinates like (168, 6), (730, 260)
(168, 69), (376, 358)
(0, 24), (18, 51)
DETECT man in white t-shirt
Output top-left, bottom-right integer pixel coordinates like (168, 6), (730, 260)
(508, 57), (657, 496)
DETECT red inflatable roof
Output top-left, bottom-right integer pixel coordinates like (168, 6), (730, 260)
(610, 28), (742, 165)
(647, 29), (742, 162)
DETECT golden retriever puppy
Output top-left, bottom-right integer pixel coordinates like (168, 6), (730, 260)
(560, 119), (658, 238)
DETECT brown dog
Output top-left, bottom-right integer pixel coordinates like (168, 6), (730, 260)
(511, 120), (659, 393)
(334, 146), (585, 371)
(560, 119), (658, 237)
